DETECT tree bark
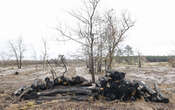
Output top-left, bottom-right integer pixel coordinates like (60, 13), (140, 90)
(138, 55), (141, 68)
(90, 43), (95, 83)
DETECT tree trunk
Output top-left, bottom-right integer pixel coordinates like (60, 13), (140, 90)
(107, 47), (114, 70)
(108, 54), (113, 70)
(138, 55), (141, 68)
(19, 58), (22, 69)
(104, 59), (107, 72)
(97, 42), (103, 73)
(97, 60), (102, 73)
(90, 43), (95, 83)
(19, 54), (22, 69)
(16, 58), (20, 69)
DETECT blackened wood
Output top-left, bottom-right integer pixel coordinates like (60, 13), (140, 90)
(136, 80), (155, 95)
(37, 87), (93, 96)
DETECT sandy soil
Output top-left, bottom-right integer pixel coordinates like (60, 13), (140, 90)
(0, 63), (175, 110)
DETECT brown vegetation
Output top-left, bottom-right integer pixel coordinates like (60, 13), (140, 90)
(0, 62), (174, 110)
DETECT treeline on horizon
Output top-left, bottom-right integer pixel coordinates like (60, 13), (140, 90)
(144, 56), (174, 62)
(115, 55), (175, 63)
(0, 55), (175, 66)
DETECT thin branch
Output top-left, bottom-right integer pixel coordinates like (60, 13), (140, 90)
(59, 55), (67, 77)
(67, 11), (90, 24)
(56, 27), (89, 47)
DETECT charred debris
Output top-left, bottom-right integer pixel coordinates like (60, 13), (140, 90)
(13, 70), (169, 103)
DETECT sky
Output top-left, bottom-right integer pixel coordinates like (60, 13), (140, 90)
(0, 0), (175, 59)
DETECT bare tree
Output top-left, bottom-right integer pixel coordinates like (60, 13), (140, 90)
(31, 46), (39, 70)
(0, 51), (12, 66)
(82, 45), (90, 68)
(42, 38), (48, 71)
(59, 55), (68, 76)
(124, 45), (134, 65)
(94, 19), (106, 74)
(56, 1), (135, 82)
(104, 9), (135, 70)
(115, 47), (124, 64)
(137, 51), (142, 68)
(56, 0), (101, 83)
(9, 37), (25, 69)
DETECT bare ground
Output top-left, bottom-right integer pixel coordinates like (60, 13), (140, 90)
(0, 63), (175, 110)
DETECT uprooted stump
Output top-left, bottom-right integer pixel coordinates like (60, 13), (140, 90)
(13, 71), (169, 103)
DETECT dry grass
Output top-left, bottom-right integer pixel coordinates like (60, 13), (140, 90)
(0, 63), (175, 110)
(6, 99), (175, 110)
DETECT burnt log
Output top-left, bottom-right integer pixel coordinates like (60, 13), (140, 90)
(71, 76), (88, 85)
(54, 77), (62, 86)
(152, 83), (169, 103)
(14, 87), (37, 101)
(36, 95), (90, 102)
(45, 77), (54, 89)
(105, 70), (126, 81)
(57, 76), (72, 86)
(54, 75), (92, 87)
(99, 80), (139, 101)
(96, 77), (110, 88)
(14, 70), (169, 103)
(136, 80), (169, 103)
(37, 87), (93, 96)
(13, 86), (28, 96)
(31, 79), (47, 91)
(135, 80), (155, 95)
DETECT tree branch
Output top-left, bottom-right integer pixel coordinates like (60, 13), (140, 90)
(56, 27), (89, 47)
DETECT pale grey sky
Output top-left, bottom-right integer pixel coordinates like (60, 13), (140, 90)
(0, 0), (175, 59)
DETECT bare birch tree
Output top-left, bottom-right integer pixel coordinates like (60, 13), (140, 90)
(9, 37), (25, 69)
(42, 38), (48, 71)
(124, 45), (134, 65)
(56, 0), (101, 83)
(104, 9), (135, 70)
